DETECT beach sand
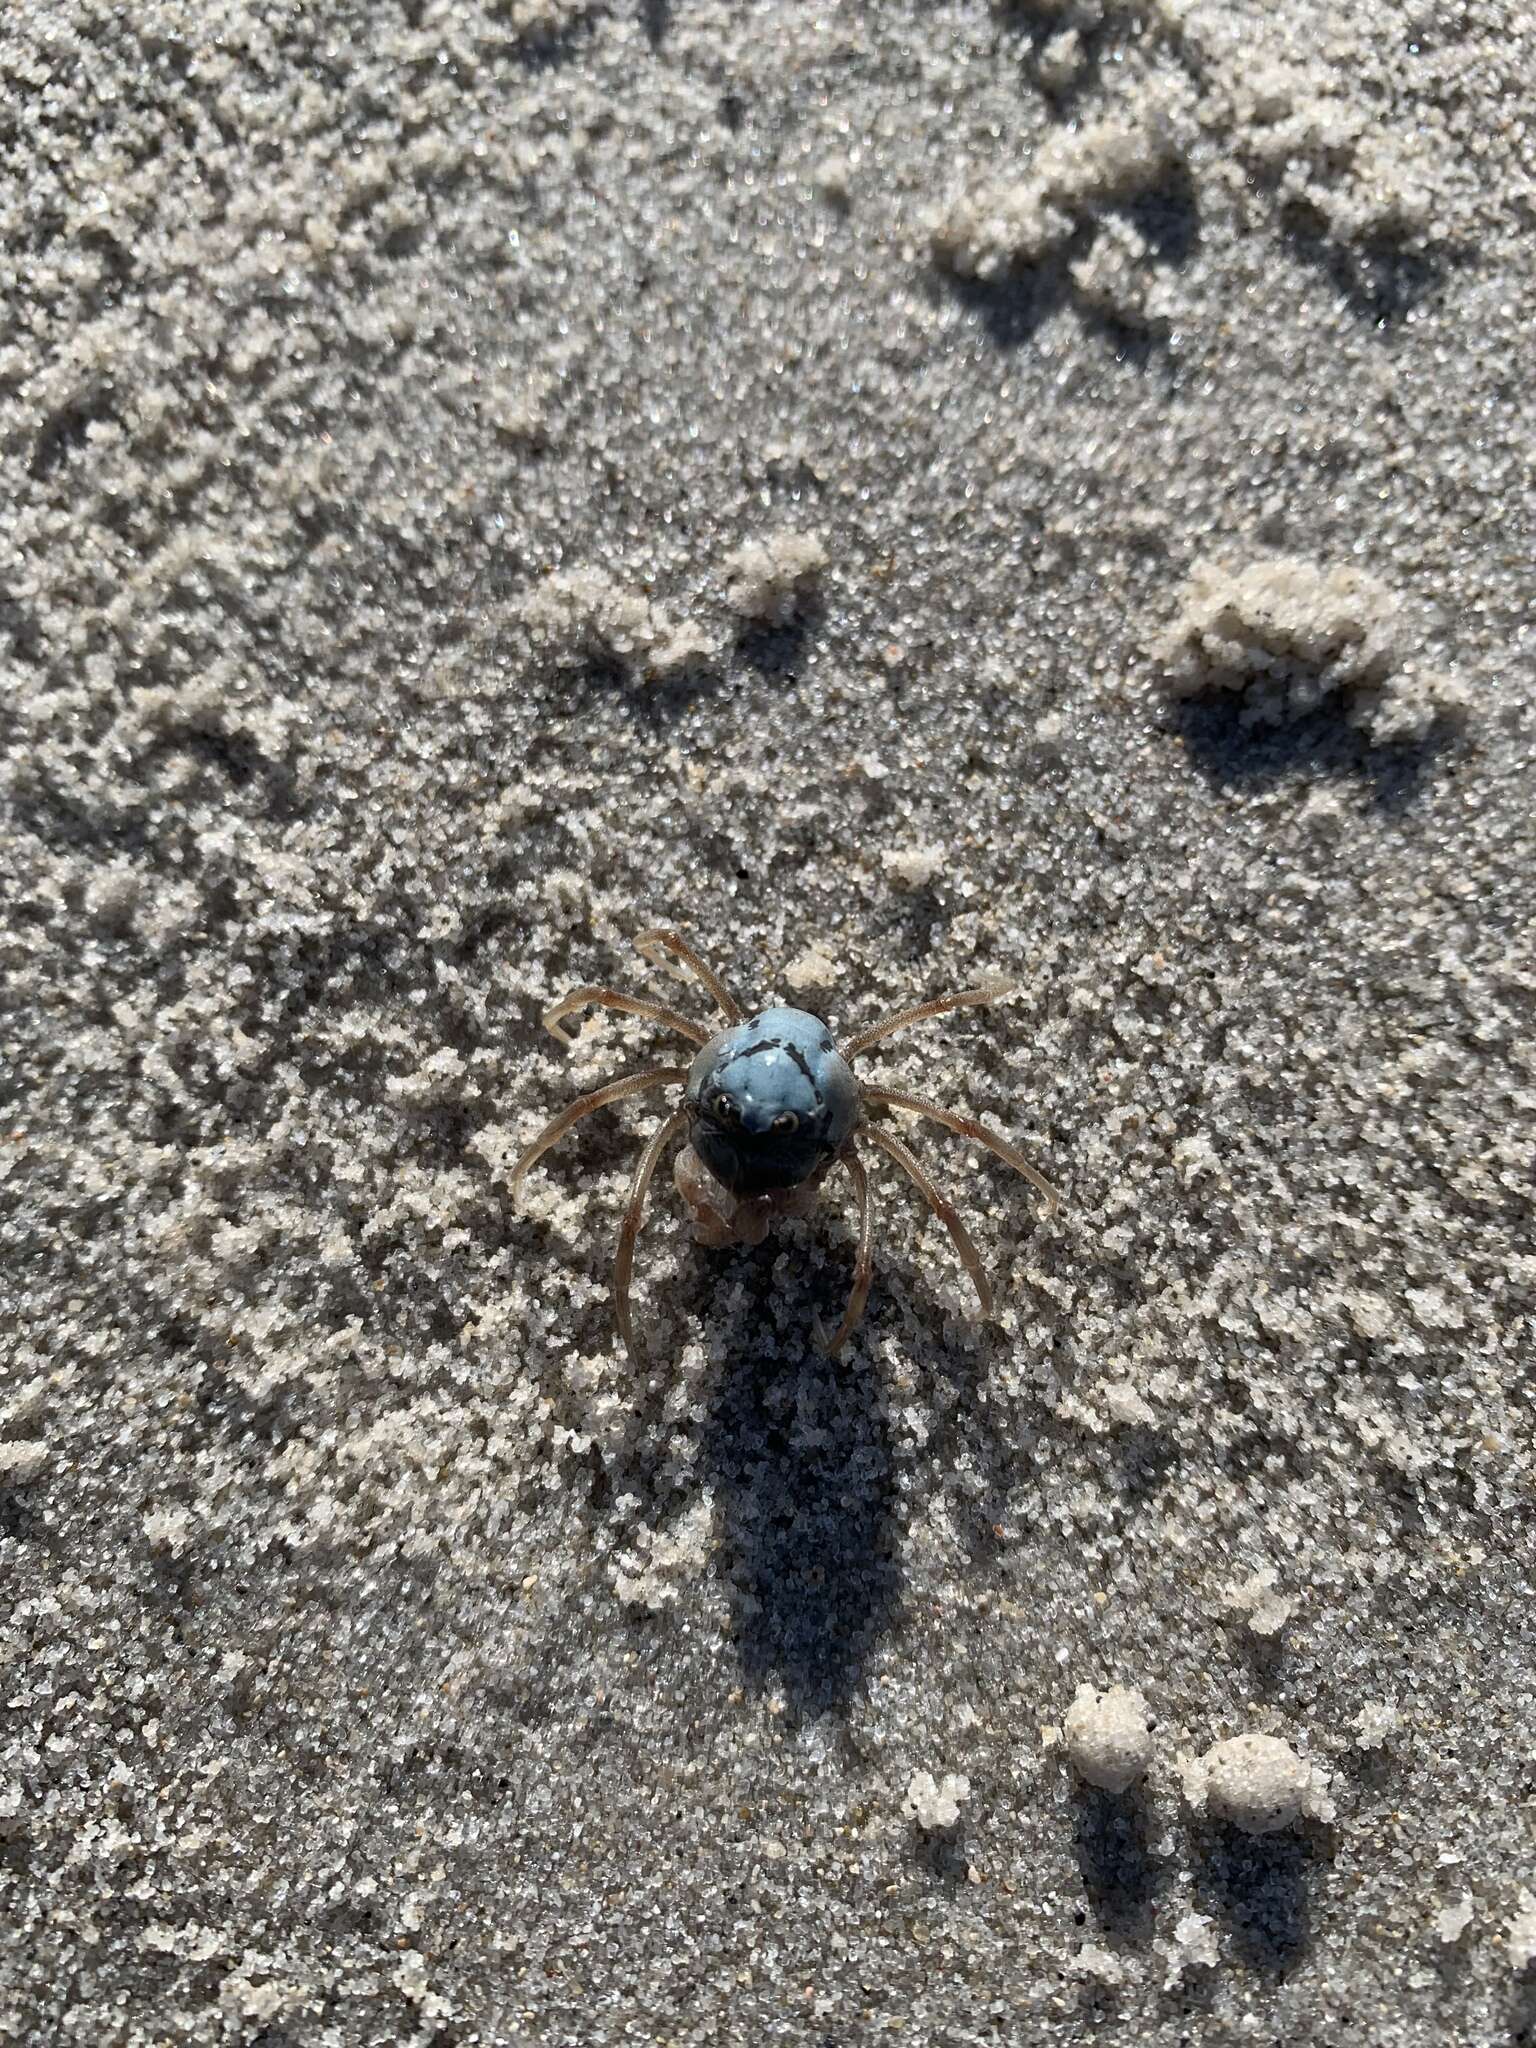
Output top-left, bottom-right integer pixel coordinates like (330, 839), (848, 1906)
(3, 2), (1534, 2041)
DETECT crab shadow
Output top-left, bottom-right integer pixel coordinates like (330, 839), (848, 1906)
(690, 1231), (1016, 1720)
(691, 1237), (899, 1720)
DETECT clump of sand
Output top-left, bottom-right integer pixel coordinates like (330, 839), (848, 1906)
(931, 94), (1190, 280)
(721, 527), (828, 624)
(1153, 555), (1465, 743)
(903, 1769), (971, 1830)
(523, 566), (717, 677)
(1181, 1733), (1335, 1835)
(1063, 1683), (1153, 1792)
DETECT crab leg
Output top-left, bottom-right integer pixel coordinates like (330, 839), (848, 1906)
(635, 927), (744, 1024)
(822, 1141), (875, 1356)
(613, 1105), (691, 1362)
(541, 986), (709, 1049)
(863, 1085), (1060, 1213)
(509, 1066), (689, 1187)
(843, 975), (1017, 1059)
(864, 1124), (993, 1318)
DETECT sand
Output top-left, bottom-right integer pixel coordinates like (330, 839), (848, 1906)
(3, 1), (1534, 2042)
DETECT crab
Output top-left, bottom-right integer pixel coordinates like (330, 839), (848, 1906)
(512, 929), (1060, 1358)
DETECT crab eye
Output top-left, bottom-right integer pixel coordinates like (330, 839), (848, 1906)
(710, 1090), (736, 1122)
(771, 1111), (799, 1135)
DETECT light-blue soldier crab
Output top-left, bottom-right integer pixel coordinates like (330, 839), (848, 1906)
(512, 930), (1059, 1359)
